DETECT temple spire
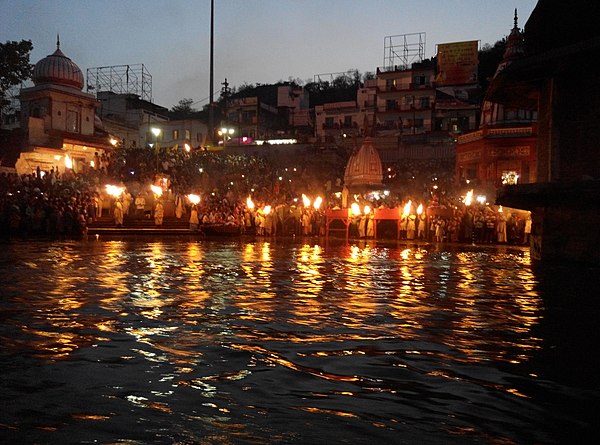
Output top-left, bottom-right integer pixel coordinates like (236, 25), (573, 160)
(56, 33), (60, 50)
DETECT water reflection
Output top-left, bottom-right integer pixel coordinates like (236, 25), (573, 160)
(0, 239), (597, 444)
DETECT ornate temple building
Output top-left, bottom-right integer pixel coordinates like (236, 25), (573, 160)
(11, 37), (115, 174)
(455, 11), (537, 195)
(492, 0), (600, 263)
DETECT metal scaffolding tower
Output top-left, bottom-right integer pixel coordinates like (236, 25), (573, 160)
(382, 32), (426, 71)
(86, 64), (152, 102)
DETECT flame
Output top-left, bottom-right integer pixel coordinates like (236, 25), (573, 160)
(187, 194), (200, 205)
(417, 204), (423, 215)
(350, 202), (361, 216)
(105, 184), (124, 198)
(302, 194), (311, 207)
(464, 189), (474, 206)
(402, 200), (412, 217)
(150, 184), (163, 197)
(263, 205), (272, 215)
(64, 154), (73, 169)
(313, 196), (323, 210)
(363, 205), (371, 215)
(246, 196), (255, 209)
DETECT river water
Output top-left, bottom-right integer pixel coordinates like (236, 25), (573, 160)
(0, 237), (598, 444)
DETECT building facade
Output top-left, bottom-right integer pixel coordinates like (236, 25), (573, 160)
(375, 61), (436, 136)
(6, 39), (116, 175)
(315, 79), (377, 145)
(455, 12), (537, 195)
(97, 91), (169, 149)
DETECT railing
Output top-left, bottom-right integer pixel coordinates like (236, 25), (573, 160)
(457, 126), (534, 144)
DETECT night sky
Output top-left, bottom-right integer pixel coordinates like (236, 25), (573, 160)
(1, 0), (538, 109)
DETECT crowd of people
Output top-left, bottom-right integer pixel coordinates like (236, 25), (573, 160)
(0, 144), (531, 245)
(0, 169), (102, 239)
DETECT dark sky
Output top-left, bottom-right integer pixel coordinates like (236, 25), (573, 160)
(1, 0), (538, 109)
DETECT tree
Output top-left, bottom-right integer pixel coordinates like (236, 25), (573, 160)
(0, 40), (34, 108)
(171, 98), (196, 114)
(478, 39), (507, 93)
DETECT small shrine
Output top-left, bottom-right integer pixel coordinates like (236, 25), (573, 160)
(342, 117), (383, 191)
(327, 119), (391, 239)
(13, 36), (114, 175)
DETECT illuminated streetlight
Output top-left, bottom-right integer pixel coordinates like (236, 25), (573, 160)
(218, 127), (234, 149)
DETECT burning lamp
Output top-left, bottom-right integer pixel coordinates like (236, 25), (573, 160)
(187, 194), (200, 205)
(150, 184), (163, 198)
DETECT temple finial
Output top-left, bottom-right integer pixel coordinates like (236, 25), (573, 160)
(514, 8), (518, 29)
(56, 33), (60, 50)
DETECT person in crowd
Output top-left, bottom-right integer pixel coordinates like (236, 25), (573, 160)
(122, 190), (132, 218)
(154, 200), (164, 227)
(496, 209), (507, 243)
(135, 193), (146, 220)
(189, 205), (199, 231)
(406, 214), (416, 240)
(113, 198), (124, 227)
(523, 213), (532, 245)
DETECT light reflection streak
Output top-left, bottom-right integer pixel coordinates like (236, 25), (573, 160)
(295, 244), (324, 299)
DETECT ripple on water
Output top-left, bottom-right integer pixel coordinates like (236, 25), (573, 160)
(0, 239), (597, 444)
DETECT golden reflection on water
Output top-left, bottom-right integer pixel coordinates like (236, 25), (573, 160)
(7, 241), (543, 372)
(0, 240), (579, 443)
(296, 244), (324, 298)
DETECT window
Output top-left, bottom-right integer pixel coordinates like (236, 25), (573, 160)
(344, 116), (352, 127)
(185, 129), (191, 140)
(172, 129), (179, 140)
(419, 96), (430, 109)
(325, 117), (334, 128)
(413, 75), (428, 86)
(66, 110), (80, 133)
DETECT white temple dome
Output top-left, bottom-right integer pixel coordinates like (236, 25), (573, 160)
(32, 37), (84, 90)
(343, 137), (383, 189)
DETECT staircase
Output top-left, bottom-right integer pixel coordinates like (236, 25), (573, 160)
(88, 215), (192, 235)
